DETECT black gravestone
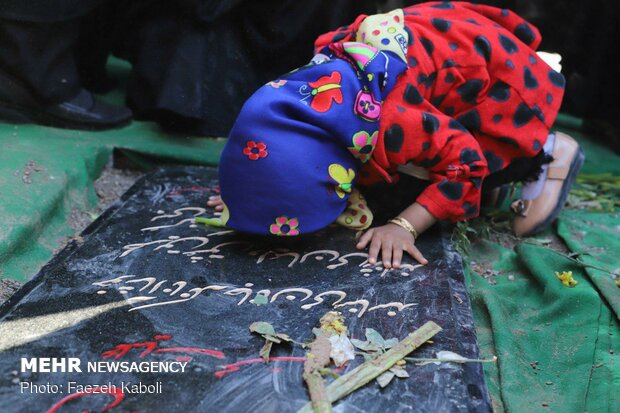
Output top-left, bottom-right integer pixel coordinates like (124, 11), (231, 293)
(0, 166), (490, 413)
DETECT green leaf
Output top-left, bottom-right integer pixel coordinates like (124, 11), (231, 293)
(350, 338), (380, 352)
(194, 216), (225, 227)
(376, 370), (395, 388)
(250, 321), (277, 337)
(390, 365), (410, 378)
(383, 338), (399, 349)
(264, 335), (282, 343)
(362, 353), (374, 362)
(275, 333), (293, 342)
(365, 328), (385, 348)
(351, 338), (372, 351)
(252, 293), (268, 306)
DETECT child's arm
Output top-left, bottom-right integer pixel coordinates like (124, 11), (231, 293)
(356, 202), (435, 268)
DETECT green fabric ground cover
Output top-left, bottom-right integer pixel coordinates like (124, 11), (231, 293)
(0, 123), (225, 281)
(466, 238), (619, 412)
(465, 120), (620, 412)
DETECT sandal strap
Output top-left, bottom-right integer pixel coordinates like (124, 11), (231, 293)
(547, 165), (568, 180)
(511, 199), (533, 216)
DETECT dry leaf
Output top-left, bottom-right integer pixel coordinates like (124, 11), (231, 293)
(436, 351), (469, 362)
(259, 341), (273, 362)
(329, 333), (355, 367)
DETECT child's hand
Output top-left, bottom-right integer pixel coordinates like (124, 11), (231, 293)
(207, 195), (224, 212)
(356, 223), (428, 268)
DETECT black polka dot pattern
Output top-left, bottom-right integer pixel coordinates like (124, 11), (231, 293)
(548, 70), (565, 88)
(404, 26), (414, 46)
(457, 109), (481, 132)
(420, 154), (443, 168)
(422, 112), (440, 133)
(457, 79), (484, 104)
(513, 103), (534, 128)
(483, 149), (504, 172)
(488, 80), (511, 102)
(403, 84), (423, 105)
(449, 119), (468, 132)
(438, 180), (463, 200)
(474, 36), (492, 62)
(431, 94), (446, 107)
(417, 72), (437, 88)
(431, 18), (452, 32)
(514, 23), (536, 45)
(497, 137), (520, 149)
(460, 148), (481, 164)
(532, 105), (544, 122)
(332, 32), (349, 42)
(546, 93), (553, 104)
(523, 67), (539, 89)
(470, 177), (482, 189)
(499, 34), (518, 54)
(385, 124), (404, 153)
(420, 37), (435, 56)
(430, 2), (454, 9)
(462, 202), (478, 218)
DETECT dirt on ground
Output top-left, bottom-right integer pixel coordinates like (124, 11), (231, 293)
(68, 158), (143, 232)
(0, 158), (142, 305)
(0, 279), (23, 304)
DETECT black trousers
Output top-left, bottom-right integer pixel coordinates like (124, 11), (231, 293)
(0, 18), (82, 103)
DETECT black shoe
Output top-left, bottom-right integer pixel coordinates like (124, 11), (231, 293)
(0, 69), (132, 130)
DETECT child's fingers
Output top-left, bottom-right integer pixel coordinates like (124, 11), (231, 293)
(405, 243), (428, 265)
(215, 205), (224, 212)
(392, 246), (403, 269)
(356, 229), (374, 249)
(207, 195), (222, 206)
(367, 236), (382, 265)
(381, 240), (393, 268)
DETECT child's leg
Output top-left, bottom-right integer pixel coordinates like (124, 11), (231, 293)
(482, 132), (584, 236)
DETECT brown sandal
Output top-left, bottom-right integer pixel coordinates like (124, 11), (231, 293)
(512, 132), (585, 237)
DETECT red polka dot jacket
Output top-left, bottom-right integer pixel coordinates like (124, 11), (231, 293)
(315, 1), (565, 221)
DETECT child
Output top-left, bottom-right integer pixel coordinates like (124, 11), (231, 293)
(208, 2), (583, 269)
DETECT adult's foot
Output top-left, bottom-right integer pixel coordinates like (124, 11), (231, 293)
(0, 69), (132, 130)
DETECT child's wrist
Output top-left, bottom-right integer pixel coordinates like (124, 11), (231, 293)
(388, 216), (418, 239)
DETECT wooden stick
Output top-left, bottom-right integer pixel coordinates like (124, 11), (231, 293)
(298, 321), (442, 413)
(303, 370), (331, 413)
